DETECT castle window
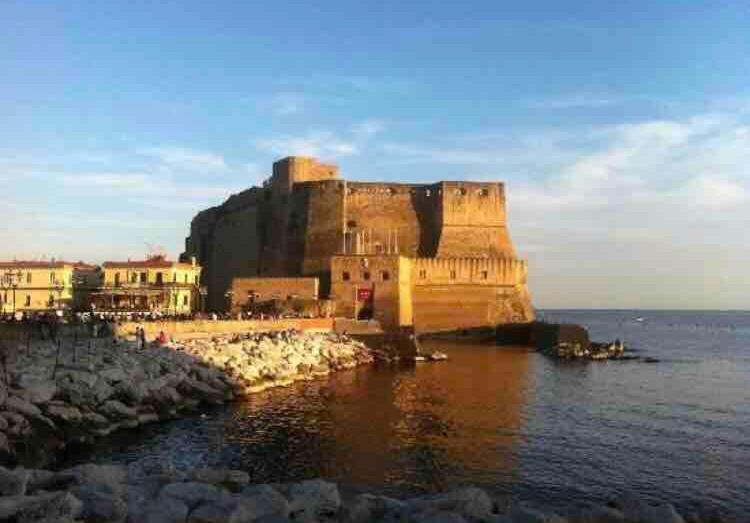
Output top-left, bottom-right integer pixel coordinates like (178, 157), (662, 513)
(26, 272), (31, 284)
(131, 272), (137, 283)
(481, 270), (488, 280)
(381, 271), (390, 281)
(184, 274), (188, 283)
(342, 271), (351, 281)
(25, 295), (31, 306)
(419, 269), (427, 279)
(114, 273), (120, 286)
(140, 272), (147, 283)
(347, 220), (357, 229)
(49, 272), (56, 284)
(455, 188), (467, 196)
(183, 295), (188, 306)
(479, 188), (489, 196)
(363, 271), (371, 281)
(450, 270), (456, 280)
(375, 243), (383, 254)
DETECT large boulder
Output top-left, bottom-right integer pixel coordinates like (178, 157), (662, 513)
(15, 376), (58, 404)
(99, 400), (138, 421)
(189, 468), (250, 492)
(508, 505), (568, 523)
(345, 493), (406, 523)
(288, 479), (340, 522)
(569, 505), (624, 523)
(0, 491), (83, 522)
(407, 488), (493, 521)
(44, 401), (83, 424)
(159, 481), (225, 510)
(142, 495), (189, 523)
(0, 466), (29, 496)
(237, 484), (290, 520)
(71, 482), (127, 523)
(622, 501), (685, 523)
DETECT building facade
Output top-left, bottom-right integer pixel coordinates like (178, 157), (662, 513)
(182, 156), (534, 332)
(0, 261), (100, 315)
(91, 256), (202, 314)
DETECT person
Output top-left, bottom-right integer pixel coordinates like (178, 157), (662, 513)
(138, 326), (146, 350)
(158, 330), (167, 345)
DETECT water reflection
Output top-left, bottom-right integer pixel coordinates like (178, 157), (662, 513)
(223, 340), (533, 497)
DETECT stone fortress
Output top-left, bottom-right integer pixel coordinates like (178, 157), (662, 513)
(181, 156), (534, 333)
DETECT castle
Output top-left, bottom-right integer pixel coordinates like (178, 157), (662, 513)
(181, 156), (534, 333)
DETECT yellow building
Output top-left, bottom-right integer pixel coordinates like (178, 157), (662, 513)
(0, 261), (100, 315)
(91, 256), (202, 314)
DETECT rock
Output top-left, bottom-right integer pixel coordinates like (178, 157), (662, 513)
(0, 416), (7, 431)
(190, 468), (250, 492)
(411, 510), (468, 523)
(65, 463), (127, 495)
(408, 487), (493, 521)
(570, 505), (624, 523)
(15, 376), (58, 404)
(100, 367), (128, 383)
(187, 500), (238, 523)
(44, 402), (83, 424)
(509, 505), (567, 523)
(0, 466), (29, 496)
(5, 396), (56, 430)
(100, 399), (138, 420)
(6, 395), (43, 418)
(71, 482), (127, 523)
(622, 502), (685, 523)
(0, 491), (83, 522)
(160, 481), (224, 510)
(27, 469), (77, 493)
(288, 479), (340, 522)
(346, 493), (406, 523)
(238, 484), (291, 519)
(0, 432), (12, 460)
(143, 495), (189, 523)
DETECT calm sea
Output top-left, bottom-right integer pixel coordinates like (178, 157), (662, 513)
(70, 310), (750, 519)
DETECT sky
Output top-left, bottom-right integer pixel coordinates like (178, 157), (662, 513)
(2, 1), (749, 309)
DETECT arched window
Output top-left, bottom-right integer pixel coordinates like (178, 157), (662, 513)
(342, 271), (351, 281)
(381, 271), (390, 281)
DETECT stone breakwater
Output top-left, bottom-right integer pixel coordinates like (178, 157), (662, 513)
(0, 330), (373, 465)
(0, 462), (727, 523)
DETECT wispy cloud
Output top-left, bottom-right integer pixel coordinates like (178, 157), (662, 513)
(522, 93), (657, 110)
(262, 92), (306, 116)
(254, 131), (359, 158)
(351, 119), (386, 140)
(137, 146), (227, 170)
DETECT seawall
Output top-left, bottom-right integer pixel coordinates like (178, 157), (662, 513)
(113, 318), (334, 339)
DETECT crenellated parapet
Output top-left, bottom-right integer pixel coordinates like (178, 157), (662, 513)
(412, 257), (528, 287)
(182, 155), (535, 331)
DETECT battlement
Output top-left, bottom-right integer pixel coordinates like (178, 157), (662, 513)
(182, 155), (533, 329)
(412, 257), (527, 286)
(269, 156), (339, 192)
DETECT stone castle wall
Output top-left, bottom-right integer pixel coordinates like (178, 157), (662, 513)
(182, 156), (534, 332)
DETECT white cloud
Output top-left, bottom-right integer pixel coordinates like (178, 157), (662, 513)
(254, 131), (358, 158)
(137, 146), (227, 170)
(263, 92), (306, 116)
(351, 119), (386, 140)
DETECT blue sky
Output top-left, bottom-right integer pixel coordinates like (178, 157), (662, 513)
(2, 1), (749, 308)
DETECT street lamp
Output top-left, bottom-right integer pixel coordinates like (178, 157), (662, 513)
(198, 286), (208, 313)
(224, 289), (234, 314)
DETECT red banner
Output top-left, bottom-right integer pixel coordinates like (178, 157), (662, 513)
(356, 288), (372, 301)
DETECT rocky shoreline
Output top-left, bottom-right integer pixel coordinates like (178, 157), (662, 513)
(0, 329), (373, 466)
(0, 462), (730, 523)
